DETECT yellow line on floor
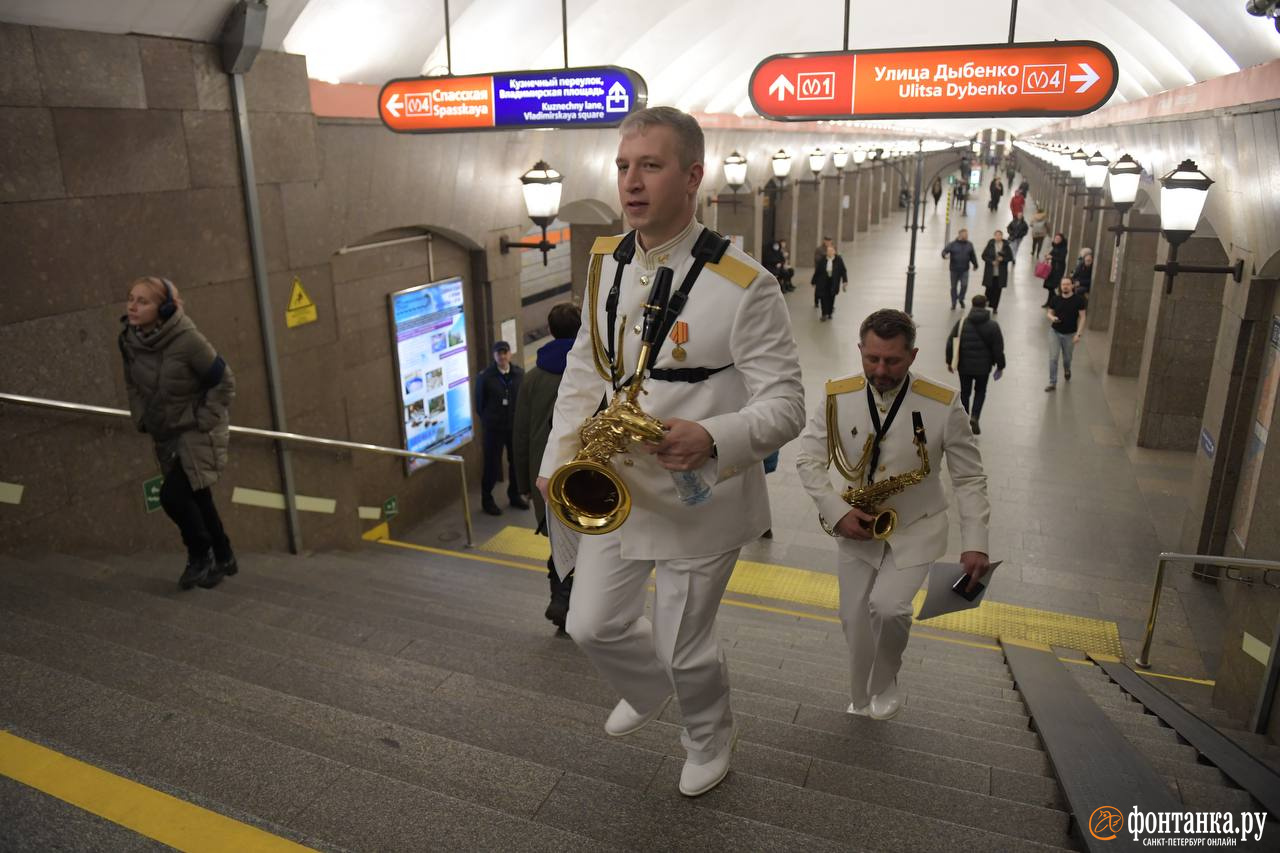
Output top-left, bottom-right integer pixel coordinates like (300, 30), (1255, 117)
(474, 526), (1125, 657)
(377, 537), (1210, 679)
(1136, 670), (1216, 687)
(0, 731), (315, 852)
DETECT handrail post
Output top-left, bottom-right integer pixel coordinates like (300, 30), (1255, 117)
(1250, 609), (1280, 734)
(458, 463), (474, 548)
(1135, 556), (1167, 669)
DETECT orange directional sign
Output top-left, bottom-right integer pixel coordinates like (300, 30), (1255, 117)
(750, 41), (1118, 121)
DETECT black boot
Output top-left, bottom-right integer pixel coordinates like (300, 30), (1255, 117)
(482, 495), (502, 516)
(179, 551), (214, 590)
(545, 561), (573, 633)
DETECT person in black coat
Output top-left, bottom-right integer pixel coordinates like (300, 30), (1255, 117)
(1043, 232), (1068, 306)
(1071, 249), (1094, 296)
(988, 177), (1004, 212)
(811, 244), (848, 321)
(1006, 213), (1029, 264)
(474, 340), (527, 515)
(945, 294), (1005, 434)
(763, 241), (794, 292)
(980, 230), (1014, 313)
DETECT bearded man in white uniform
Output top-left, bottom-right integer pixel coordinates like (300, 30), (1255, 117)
(537, 107), (804, 797)
(795, 309), (991, 720)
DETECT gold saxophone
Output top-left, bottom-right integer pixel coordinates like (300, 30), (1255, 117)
(822, 394), (930, 540)
(546, 260), (671, 535)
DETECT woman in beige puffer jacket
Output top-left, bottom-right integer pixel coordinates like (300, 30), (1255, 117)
(119, 277), (237, 590)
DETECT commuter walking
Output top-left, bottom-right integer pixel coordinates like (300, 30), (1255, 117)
(513, 303), (581, 632)
(1009, 188), (1025, 219)
(1045, 277), (1088, 392)
(1071, 248), (1094, 296)
(930, 177), (943, 211)
(941, 228), (979, 310)
(1043, 233), (1068, 307)
(1005, 160), (1016, 187)
(795, 309), (991, 721)
(812, 242), (849, 321)
(777, 239), (795, 292)
(475, 340), (527, 515)
(945, 294), (1005, 435)
(119, 276), (237, 590)
(1006, 213), (1029, 263)
(1029, 206), (1049, 258)
(987, 177), (1004, 212)
(980, 230), (1014, 313)
(813, 236), (834, 308)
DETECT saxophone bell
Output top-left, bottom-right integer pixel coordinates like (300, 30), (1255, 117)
(547, 265), (674, 536)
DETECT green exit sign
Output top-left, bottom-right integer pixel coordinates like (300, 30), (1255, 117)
(143, 476), (163, 513)
(383, 496), (399, 519)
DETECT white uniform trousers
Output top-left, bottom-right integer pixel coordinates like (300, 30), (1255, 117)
(565, 531), (738, 762)
(836, 542), (932, 707)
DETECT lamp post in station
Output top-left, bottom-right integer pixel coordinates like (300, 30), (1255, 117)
(809, 148), (828, 248)
(1152, 159), (1244, 293)
(832, 146), (849, 244)
(499, 160), (564, 265)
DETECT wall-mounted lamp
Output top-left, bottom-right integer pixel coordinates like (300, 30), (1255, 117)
(852, 148), (868, 166)
(1081, 150), (1110, 218)
(499, 160), (563, 265)
(771, 149), (793, 180)
(707, 150), (749, 210)
(802, 148), (827, 184)
(1152, 159), (1244, 294)
(1105, 153), (1147, 245)
(832, 147), (850, 173)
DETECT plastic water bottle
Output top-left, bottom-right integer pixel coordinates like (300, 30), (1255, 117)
(671, 470), (712, 506)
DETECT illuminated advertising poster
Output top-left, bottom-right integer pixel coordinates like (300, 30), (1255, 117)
(389, 277), (473, 473)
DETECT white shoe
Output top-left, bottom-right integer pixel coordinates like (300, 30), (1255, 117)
(604, 695), (671, 737)
(679, 726), (738, 797)
(869, 681), (903, 720)
(846, 702), (870, 716)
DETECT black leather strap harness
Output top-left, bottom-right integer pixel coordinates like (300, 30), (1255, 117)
(606, 227), (735, 389)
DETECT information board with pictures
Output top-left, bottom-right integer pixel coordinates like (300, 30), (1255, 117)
(389, 277), (474, 473)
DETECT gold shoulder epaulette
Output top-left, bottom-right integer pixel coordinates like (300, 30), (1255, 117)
(590, 234), (624, 255)
(705, 253), (756, 289)
(826, 375), (866, 396)
(911, 377), (956, 405)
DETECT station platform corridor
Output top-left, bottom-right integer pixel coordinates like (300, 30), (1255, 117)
(5, 183), (1279, 851)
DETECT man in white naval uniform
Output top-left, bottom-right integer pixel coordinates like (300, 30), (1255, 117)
(795, 309), (991, 720)
(536, 107), (804, 796)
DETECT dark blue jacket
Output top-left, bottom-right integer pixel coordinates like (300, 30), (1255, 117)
(942, 239), (979, 273)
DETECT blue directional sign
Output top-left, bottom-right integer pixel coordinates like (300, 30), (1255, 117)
(379, 66), (647, 134)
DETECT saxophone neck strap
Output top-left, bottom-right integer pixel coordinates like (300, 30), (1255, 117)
(865, 374), (910, 485)
(605, 231), (638, 388)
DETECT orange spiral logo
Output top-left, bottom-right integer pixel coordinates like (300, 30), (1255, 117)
(1089, 806), (1124, 841)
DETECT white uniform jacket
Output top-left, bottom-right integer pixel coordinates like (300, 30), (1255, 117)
(539, 221), (805, 561)
(794, 373), (990, 568)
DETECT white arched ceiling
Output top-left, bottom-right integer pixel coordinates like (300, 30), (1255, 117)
(2, 0), (1277, 136)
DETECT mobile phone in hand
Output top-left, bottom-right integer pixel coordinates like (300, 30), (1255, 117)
(952, 573), (984, 602)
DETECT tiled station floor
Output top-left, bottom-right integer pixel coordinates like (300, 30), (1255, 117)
(408, 176), (1229, 681)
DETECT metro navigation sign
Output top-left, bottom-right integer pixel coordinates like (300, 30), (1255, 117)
(379, 66), (647, 134)
(749, 41), (1118, 121)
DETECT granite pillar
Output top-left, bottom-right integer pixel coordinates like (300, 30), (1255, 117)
(1135, 234), (1229, 449)
(1106, 212), (1160, 376)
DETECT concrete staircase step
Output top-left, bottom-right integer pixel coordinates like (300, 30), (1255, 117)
(0, 564), (1075, 850)
(0, 651), (601, 852)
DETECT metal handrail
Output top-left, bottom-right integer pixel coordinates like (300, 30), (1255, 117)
(1137, 552), (1280, 668)
(0, 392), (473, 547)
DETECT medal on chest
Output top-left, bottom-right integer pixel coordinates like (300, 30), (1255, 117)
(670, 321), (689, 361)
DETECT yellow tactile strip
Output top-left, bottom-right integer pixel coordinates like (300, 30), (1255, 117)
(478, 526), (1124, 658)
(0, 731), (314, 852)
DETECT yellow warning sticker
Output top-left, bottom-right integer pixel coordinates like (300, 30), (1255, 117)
(286, 276), (317, 328)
